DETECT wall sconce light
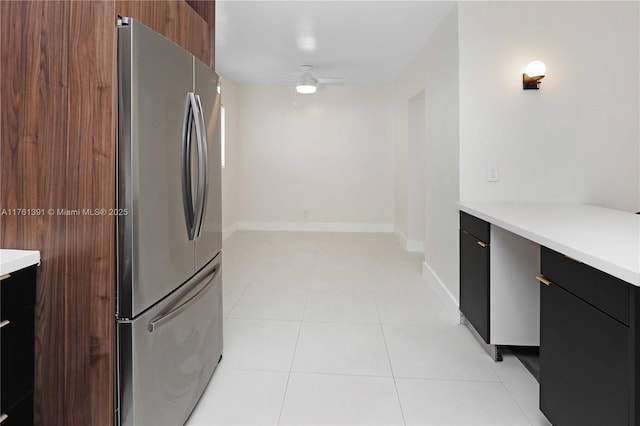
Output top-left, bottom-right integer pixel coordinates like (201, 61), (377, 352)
(523, 60), (546, 90)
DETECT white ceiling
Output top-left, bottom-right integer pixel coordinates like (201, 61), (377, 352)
(215, 1), (455, 85)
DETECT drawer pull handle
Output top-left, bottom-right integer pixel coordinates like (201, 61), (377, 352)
(0, 274), (10, 281)
(0, 413), (7, 423)
(148, 264), (219, 332)
(535, 275), (551, 286)
(0, 320), (9, 329)
(477, 241), (488, 248)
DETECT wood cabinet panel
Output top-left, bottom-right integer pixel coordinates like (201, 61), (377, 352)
(1, 2), (214, 424)
(186, 0), (215, 68)
(116, 0), (211, 66)
(65, 1), (116, 425)
(1, 2), (70, 425)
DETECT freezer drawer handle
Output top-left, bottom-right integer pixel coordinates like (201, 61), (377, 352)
(0, 320), (9, 329)
(147, 264), (219, 332)
(0, 413), (8, 423)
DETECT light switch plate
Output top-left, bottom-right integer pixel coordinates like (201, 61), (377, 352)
(487, 164), (499, 182)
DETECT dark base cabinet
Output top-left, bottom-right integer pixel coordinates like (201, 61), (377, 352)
(1, 265), (36, 426)
(459, 212), (490, 343)
(2, 392), (33, 426)
(540, 247), (638, 426)
(540, 281), (628, 425)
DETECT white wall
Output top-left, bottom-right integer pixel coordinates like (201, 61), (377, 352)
(393, 6), (460, 305)
(220, 75), (241, 237)
(406, 91), (426, 248)
(237, 85), (395, 230)
(394, 122), (409, 239)
(459, 1), (640, 212)
(422, 7), (460, 306)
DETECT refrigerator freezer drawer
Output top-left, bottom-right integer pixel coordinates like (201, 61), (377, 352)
(117, 254), (223, 426)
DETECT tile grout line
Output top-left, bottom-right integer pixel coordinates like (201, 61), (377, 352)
(225, 315), (303, 322)
(276, 238), (319, 425)
(369, 271), (408, 426)
(486, 340), (537, 425)
(224, 281), (252, 320)
(223, 250), (261, 319)
(498, 381), (537, 426)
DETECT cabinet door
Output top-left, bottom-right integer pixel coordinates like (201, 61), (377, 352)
(540, 282), (628, 426)
(459, 229), (490, 343)
(1, 307), (34, 412)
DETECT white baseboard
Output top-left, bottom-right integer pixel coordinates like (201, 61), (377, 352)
(422, 261), (460, 325)
(394, 228), (408, 248)
(406, 240), (424, 253)
(394, 228), (424, 253)
(235, 221), (394, 233)
(222, 223), (239, 240)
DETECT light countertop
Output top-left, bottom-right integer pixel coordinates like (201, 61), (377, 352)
(458, 202), (640, 286)
(0, 249), (41, 276)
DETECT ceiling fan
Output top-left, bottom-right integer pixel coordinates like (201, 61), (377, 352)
(283, 65), (344, 94)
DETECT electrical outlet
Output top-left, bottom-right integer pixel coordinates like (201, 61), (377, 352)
(487, 164), (499, 182)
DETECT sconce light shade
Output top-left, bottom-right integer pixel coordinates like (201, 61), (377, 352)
(523, 60), (546, 90)
(296, 83), (317, 94)
(525, 61), (546, 77)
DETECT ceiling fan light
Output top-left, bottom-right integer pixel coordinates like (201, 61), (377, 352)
(296, 83), (317, 94)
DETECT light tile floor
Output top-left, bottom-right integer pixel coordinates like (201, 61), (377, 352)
(186, 231), (551, 426)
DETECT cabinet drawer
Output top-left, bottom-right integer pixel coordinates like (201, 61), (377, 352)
(1, 266), (36, 317)
(460, 211), (490, 243)
(1, 306), (35, 411)
(1, 392), (33, 426)
(541, 247), (629, 325)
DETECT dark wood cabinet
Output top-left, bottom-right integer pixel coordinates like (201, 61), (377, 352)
(0, 2), (215, 424)
(540, 247), (637, 426)
(459, 212), (490, 343)
(1, 265), (37, 426)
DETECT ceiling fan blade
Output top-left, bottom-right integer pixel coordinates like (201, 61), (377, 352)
(281, 72), (302, 79)
(317, 77), (345, 84)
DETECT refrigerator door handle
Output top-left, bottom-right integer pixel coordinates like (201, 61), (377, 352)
(193, 94), (209, 239)
(182, 93), (197, 240)
(147, 262), (220, 332)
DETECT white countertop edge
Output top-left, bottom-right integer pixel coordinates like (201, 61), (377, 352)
(458, 203), (640, 287)
(0, 249), (41, 276)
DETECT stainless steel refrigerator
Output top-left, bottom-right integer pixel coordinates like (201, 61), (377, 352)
(115, 17), (223, 426)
